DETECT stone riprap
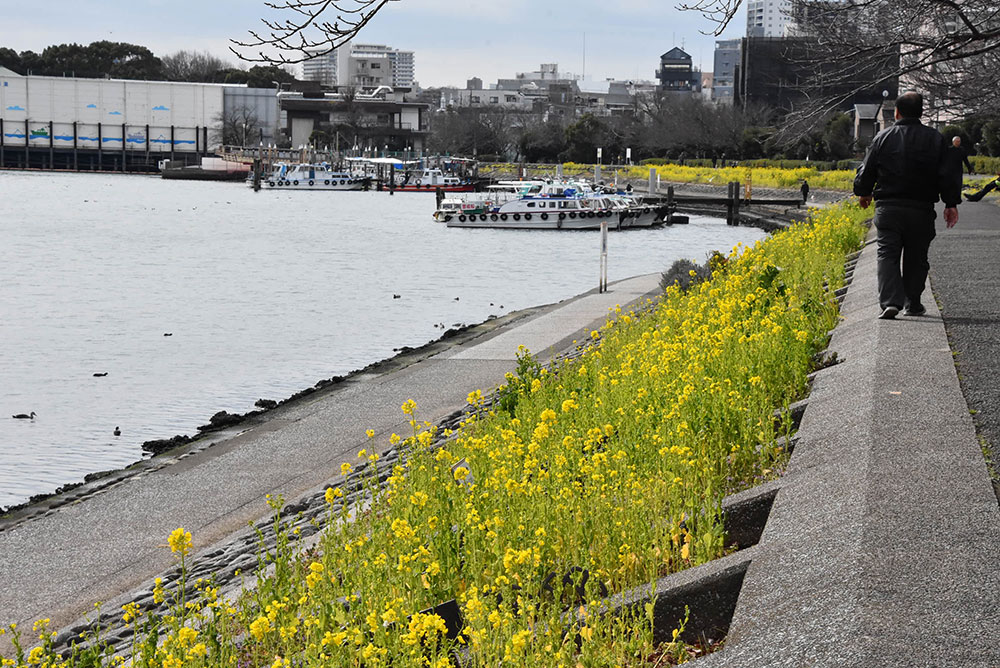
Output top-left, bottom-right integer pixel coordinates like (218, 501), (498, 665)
(0, 273), (662, 655)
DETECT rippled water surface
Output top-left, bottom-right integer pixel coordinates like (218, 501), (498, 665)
(0, 171), (766, 508)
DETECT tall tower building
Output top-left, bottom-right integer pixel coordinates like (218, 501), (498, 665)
(746, 0), (792, 37)
(302, 43), (415, 89)
(302, 49), (338, 87)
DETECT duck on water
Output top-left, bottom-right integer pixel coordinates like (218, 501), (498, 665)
(12, 412), (36, 419)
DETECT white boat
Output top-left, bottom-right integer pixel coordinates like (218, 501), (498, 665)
(395, 168), (475, 192)
(444, 181), (644, 230)
(253, 162), (366, 190)
(433, 182), (536, 222)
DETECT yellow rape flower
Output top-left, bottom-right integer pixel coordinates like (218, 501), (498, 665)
(249, 616), (271, 641)
(167, 528), (192, 557)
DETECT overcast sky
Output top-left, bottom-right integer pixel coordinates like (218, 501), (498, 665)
(2, 0), (748, 87)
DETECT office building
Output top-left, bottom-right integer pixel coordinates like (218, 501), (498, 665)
(302, 43), (415, 89)
(746, 0), (793, 37)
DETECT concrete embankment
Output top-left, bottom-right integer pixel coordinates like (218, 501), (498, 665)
(701, 203), (1000, 666)
(0, 273), (662, 652)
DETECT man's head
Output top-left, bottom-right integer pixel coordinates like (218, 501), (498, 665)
(894, 91), (923, 120)
(953, 136), (962, 147)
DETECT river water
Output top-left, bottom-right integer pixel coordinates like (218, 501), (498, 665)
(0, 171), (766, 509)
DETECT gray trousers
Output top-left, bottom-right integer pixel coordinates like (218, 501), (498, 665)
(874, 204), (936, 310)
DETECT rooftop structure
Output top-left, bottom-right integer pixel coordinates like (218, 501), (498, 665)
(656, 48), (701, 94)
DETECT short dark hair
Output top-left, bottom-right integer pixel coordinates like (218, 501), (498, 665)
(895, 92), (923, 118)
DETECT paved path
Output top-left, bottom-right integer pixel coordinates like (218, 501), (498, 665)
(930, 198), (1000, 498)
(707, 202), (1000, 666)
(0, 274), (661, 642)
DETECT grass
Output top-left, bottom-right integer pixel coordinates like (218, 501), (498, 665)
(1, 203), (871, 668)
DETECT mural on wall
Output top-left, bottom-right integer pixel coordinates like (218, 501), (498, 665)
(150, 134), (195, 146)
(1, 77), (225, 153)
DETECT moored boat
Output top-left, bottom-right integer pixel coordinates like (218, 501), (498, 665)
(253, 162), (367, 190)
(440, 180), (657, 230)
(394, 168), (476, 192)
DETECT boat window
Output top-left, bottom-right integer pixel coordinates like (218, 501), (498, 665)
(527, 202), (535, 208)
(549, 202), (556, 208)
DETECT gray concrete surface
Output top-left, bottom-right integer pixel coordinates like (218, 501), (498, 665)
(0, 273), (661, 643)
(706, 205), (1000, 666)
(931, 199), (1000, 498)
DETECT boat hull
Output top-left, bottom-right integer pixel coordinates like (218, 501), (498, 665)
(395, 184), (477, 193)
(445, 211), (623, 230)
(254, 179), (365, 191)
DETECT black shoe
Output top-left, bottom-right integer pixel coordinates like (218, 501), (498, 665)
(878, 306), (899, 320)
(902, 304), (927, 316)
(966, 193), (983, 202)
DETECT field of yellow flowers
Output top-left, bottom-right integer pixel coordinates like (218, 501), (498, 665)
(487, 162), (856, 191)
(2, 204), (870, 668)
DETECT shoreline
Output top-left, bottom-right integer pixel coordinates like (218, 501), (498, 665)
(0, 291), (594, 526)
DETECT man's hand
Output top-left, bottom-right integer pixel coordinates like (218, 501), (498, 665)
(859, 196), (872, 209)
(944, 206), (959, 228)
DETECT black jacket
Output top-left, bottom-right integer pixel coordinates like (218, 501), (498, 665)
(853, 117), (961, 208)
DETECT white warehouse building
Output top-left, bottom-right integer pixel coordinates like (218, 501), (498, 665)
(0, 67), (279, 171)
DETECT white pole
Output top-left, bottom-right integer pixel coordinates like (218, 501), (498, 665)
(599, 219), (608, 293)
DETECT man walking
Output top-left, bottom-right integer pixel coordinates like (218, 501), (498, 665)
(950, 136), (974, 174)
(853, 91), (961, 320)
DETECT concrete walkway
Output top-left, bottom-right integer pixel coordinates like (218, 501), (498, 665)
(707, 202), (1000, 666)
(0, 273), (662, 642)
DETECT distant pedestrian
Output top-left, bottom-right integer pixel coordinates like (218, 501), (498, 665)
(800, 179), (810, 204)
(435, 187), (445, 208)
(965, 173), (1000, 202)
(949, 136), (974, 174)
(853, 91), (961, 320)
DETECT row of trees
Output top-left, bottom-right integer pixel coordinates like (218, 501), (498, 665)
(425, 95), (860, 164)
(0, 42), (296, 88)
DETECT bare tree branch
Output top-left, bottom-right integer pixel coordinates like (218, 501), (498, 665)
(680, 0), (1000, 124)
(230, 0), (398, 65)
